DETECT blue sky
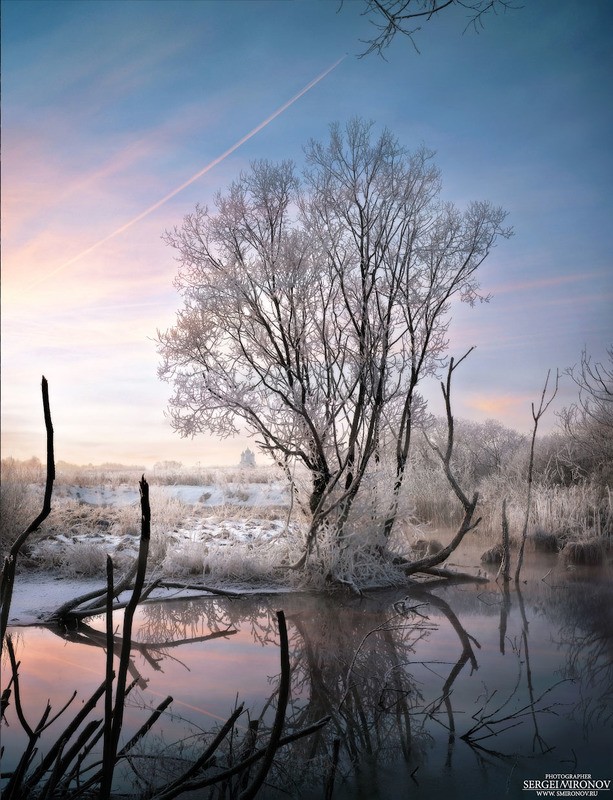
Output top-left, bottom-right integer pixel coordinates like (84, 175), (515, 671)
(2, 0), (612, 467)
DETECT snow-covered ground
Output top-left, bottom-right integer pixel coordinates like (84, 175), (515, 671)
(8, 479), (300, 625)
(7, 573), (101, 626)
(59, 480), (290, 508)
(6, 475), (451, 625)
(7, 567), (294, 628)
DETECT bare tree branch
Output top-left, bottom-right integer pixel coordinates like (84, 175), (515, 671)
(514, 369), (559, 584)
(158, 120), (510, 577)
(349, 0), (520, 58)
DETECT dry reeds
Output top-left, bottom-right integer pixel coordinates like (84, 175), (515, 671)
(412, 538), (444, 558)
(481, 543), (504, 564)
(528, 529), (561, 553)
(0, 464), (41, 559)
(470, 478), (612, 552)
(561, 539), (607, 566)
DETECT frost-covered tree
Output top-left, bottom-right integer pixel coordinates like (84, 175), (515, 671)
(157, 119), (511, 565)
(557, 347), (613, 485)
(442, 417), (526, 483)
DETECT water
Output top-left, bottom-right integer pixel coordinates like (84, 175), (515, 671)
(2, 548), (612, 799)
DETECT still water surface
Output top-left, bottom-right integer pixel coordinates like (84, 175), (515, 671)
(4, 548), (612, 799)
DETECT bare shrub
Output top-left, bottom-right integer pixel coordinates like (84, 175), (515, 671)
(557, 347), (613, 486)
(412, 538), (444, 558)
(33, 539), (109, 576)
(528, 529), (561, 553)
(203, 547), (279, 584)
(0, 459), (41, 557)
(481, 543), (504, 564)
(402, 459), (463, 529)
(561, 539), (607, 566)
(162, 541), (207, 576)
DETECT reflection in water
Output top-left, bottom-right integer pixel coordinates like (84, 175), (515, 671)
(549, 571), (613, 731)
(3, 553), (612, 799)
(285, 596), (438, 781)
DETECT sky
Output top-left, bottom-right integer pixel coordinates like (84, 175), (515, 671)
(2, 0), (612, 468)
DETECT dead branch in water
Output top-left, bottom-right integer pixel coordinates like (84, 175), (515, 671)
(496, 498), (511, 583)
(99, 479), (151, 798)
(515, 370), (559, 584)
(1, 377), (55, 651)
(1, 380), (327, 798)
(414, 351), (482, 579)
(50, 561), (138, 622)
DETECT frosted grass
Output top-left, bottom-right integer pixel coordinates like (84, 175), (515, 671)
(2, 462), (610, 601)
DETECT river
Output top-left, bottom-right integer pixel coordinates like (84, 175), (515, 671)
(3, 547), (612, 799)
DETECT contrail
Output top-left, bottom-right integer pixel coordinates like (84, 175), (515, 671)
(31, 56), (345, 287)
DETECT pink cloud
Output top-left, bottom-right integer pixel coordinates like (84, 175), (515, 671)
(466, 393), (531, 417)
(489, 270), (607, 296)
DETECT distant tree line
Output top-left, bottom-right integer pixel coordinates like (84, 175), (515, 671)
(4, 345), (611, 494)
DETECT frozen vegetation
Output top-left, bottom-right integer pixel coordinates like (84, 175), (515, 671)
(2, 430), (611, 626)
(1, 356), (611, 799)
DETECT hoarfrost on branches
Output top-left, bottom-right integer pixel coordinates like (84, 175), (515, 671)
(157, 118), (511, 564)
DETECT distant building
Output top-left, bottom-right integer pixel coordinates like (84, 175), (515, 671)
(239, 448), (256, 468)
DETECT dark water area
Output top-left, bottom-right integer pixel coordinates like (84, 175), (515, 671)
(3, 548), (612, 799)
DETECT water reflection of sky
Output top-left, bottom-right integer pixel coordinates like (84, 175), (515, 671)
(3, 551), (612, 798)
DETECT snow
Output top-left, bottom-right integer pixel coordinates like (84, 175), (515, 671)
(7, 573), (104, 626)
(6, 571), (294, 628)
(5, 476), (453, 626)
(6, 479), (297, 626)
(60, 482), (290, 508)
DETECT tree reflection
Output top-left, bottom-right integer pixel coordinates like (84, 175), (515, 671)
(218, 588), (484, 795)
(287, 597), (435, 770)
(27, 568), (612, 798)
(136, 597), (237, 643)
(551, 571), (613, 729)
(120, 588), (482, 795)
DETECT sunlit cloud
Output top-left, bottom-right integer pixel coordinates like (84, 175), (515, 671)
(489, 269), (608, 296)
(3, 0), (610, 468)
(3, 98), (232, 253)
(27, 56), (346, 290)
(466, 393), (532, 417)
